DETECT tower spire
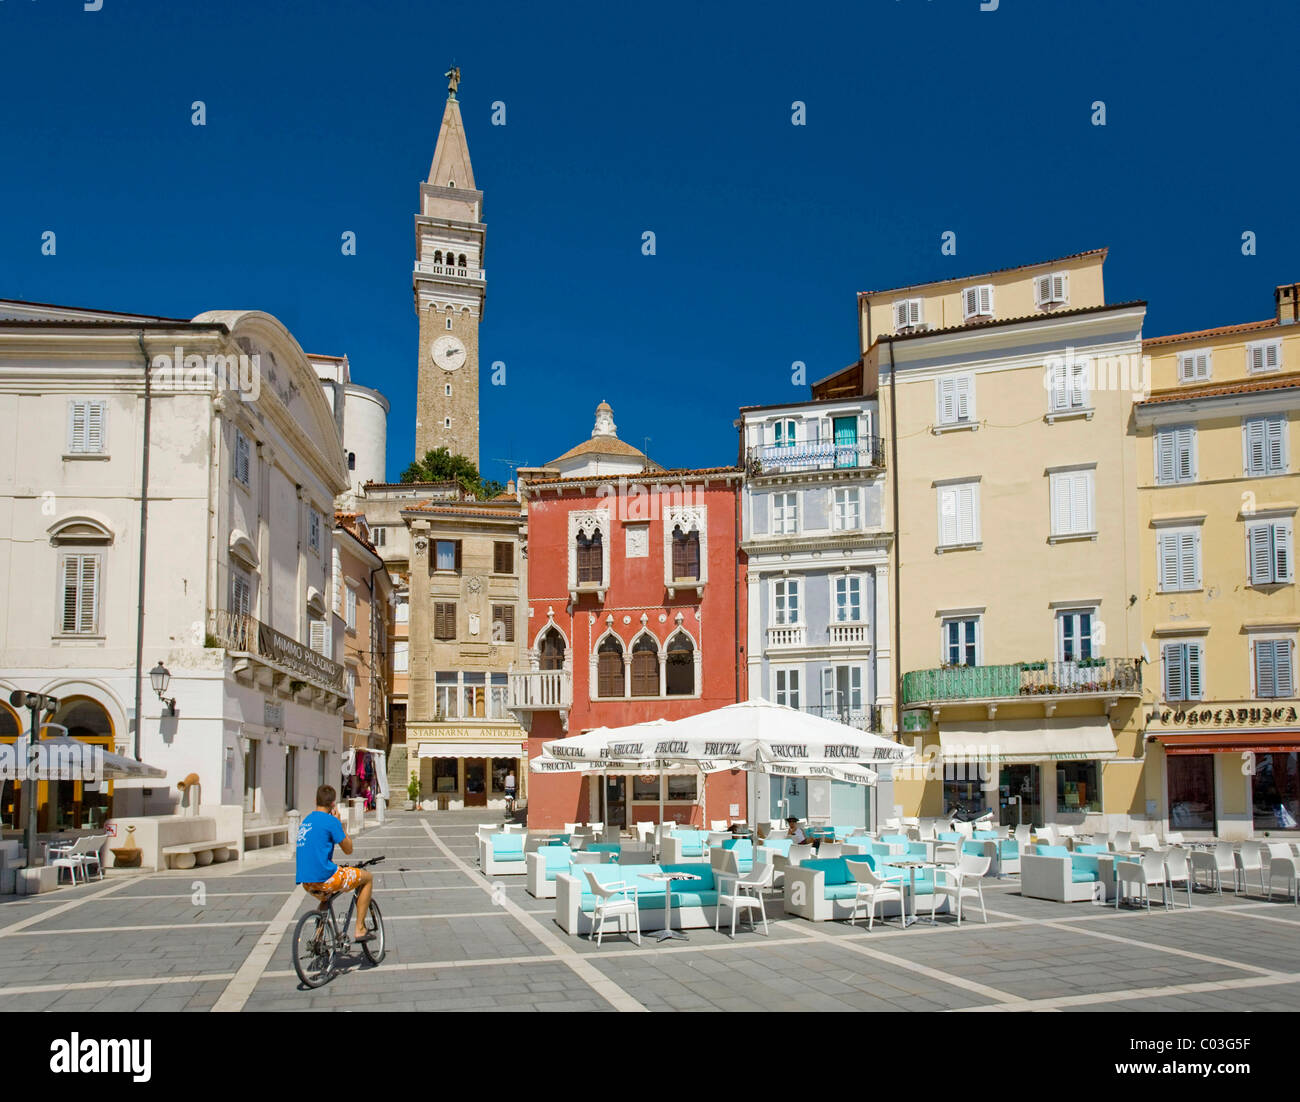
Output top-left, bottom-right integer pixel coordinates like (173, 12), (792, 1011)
(427, 68), (475, 191)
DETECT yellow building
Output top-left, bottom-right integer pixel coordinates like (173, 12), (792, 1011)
(1135, 282), (1300, 839)
(816, 249), (1148, 831)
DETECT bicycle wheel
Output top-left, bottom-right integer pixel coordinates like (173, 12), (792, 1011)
(292, 910), (337, 988)
(360, 899), (386, 964)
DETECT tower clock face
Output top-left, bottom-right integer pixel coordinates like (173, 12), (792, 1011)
(430, 335), (467, 372)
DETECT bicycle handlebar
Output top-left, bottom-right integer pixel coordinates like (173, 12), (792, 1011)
(342, 856), (385, 869)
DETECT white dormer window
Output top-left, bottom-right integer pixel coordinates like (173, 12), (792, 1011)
(1247, 339), (1283, 375)
(962, 284), (994, 321)
(893, 298), (923, 332)
(1178, 349), (1212, 383)
(1035, 272), (1069, 309)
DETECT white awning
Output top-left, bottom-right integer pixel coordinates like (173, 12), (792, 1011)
(938, 716), (1117, 765)
(417, 742), (525, 760)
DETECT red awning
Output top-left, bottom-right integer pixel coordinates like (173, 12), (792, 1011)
(1153, 732), (1300, 755)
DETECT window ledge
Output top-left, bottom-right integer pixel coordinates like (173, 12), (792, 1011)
(1048, 531), (1099, 544)
(62, 452), (110, 462)
(932, 421), (978, 436)
(1044, 408), (1094, 424)
(51, 634), (106, 642)
(666, 579), (706, 598)
(935, 541), (982, 555)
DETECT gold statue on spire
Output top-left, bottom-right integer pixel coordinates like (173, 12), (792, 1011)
(445, 66), (461, 98)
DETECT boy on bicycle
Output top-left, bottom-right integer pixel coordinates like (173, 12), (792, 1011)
(296, 785), (375, 942)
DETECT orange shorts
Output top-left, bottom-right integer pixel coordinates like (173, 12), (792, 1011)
(302, 864), (361, 901)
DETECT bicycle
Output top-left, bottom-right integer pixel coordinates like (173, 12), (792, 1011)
(292, 856), (386, 988)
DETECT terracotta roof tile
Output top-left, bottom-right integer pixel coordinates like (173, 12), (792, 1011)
(877, 300), (1146, 345)
(1143, 319), (1279, 348)
(1137, 372), (1300, 406)
(859, 248), (1108, 298)
(548, 435), (661, 467)
(525, 466), (743, 488)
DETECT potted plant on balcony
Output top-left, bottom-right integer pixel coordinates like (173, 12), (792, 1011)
(405, 771), (419, 812)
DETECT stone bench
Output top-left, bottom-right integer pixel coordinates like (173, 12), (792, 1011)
(160, 839), (238, 870)
(243, 824), (292, 850)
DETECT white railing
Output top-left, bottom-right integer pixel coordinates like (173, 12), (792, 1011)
(767, 625), (807, 648)
(415, 262), (485, 281)
(508, 668), (573, 711)
(829, 623), (868, 645)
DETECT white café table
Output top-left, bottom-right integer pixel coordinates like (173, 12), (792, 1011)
(889, 860), (939, 928)
(643, 871), (701, 942)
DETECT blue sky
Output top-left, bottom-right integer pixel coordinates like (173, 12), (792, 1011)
(1, 0), (1295, 481)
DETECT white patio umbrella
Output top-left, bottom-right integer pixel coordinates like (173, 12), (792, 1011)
(11, 732), (167, 781)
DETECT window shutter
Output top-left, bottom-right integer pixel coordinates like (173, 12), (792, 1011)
(1175, 427), (1195, 481)
(958, 484), (976, 543)
(963, 287), (979, 318)
(1249, 525), (1274, 584)
(937, 378), (955, 423)
(1072, 473), (1092, 533)
(1035, 275), (1050, 307)
(1256, 640), (1278, 698)
(1245, 418), (1267, 476)
(453, 540), (463, 572)
(68, 401), (85, 453)
(1275, 521), (1293, 582)
(955, 376), (972, 421)
(1156, 432), (1176, 484)
(1163, 644), (1184, 699)
(1052, 273), (1067, 304)
(821, 668), (834, 710)
(1248, 345), (1265, 374)
(78, 556), (99, 633)
(1266, 417), (1286, 473)
(309, 618), (328, 657)
(940, 488), (957, 545)
(1185, 643), (1202, 699)
(86, 402), (105, 453)
(1277, 641), (1295, 697)
(1158, 532), (1177, 589)
(1179, 531), (1200, 589)
(979, 285), (993, 316)
(61, 557), (79, 632)
(894, 301), (910, 330)
(1052, 477), (1071, 535)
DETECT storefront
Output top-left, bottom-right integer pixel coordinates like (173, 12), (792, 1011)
(416, 738), (525, 811)
(0, 696), (115, 833)
(341, 747), (388, 811)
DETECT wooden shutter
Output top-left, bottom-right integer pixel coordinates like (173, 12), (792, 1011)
(493, 604), (514, 643)
(434, 602), (456, 640)
(940, 487), (958, 545)
(86, 402), (105, 453)
(1035, 275), (1051, 307)
(493, 541), (514, 574)
(1185, 643), (1203, 699)
(1256, 640), (1279, 697)
(597, 645), (624, 698)
(956, 484), (976, 543)
(1249, 525), (1274, 584)
(1163, 643), (1184, 699)
(1158, 532), (1178, 590)
(69, 401), (87, 452)
(1275, 521), (1293, 582)
(821, 668), (835, 710)
(894, 300), (910, 330)
(955, 376), (972, 421)
(453, 540), (463, 572)
(61, 556), (80, 632)
(937, 378), (956, 423)
(1277, 641), (1295, 697)
(1178, 530), (1200, 590)
(1266, 416), (1286, 473)
(631, 645), (658, 697)
(1156, 431), (1176, 484)
(1174, 427), (1195, 481)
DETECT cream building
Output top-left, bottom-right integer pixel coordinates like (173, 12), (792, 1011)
(0, 300), (349, 836)
(1135, 281), (1300, 839)
(816, 249), (1149, 831)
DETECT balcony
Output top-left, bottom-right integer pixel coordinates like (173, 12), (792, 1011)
(207, 609), (346, 700)
(767, 625), (807, 649)
(829, 622), (869, 646)
(508, 668), (573, 731)
(901, 658), (1141, 712)
(802, 704), (880, 732)
(414, 261), (485, 281)
(747, 438), (885, 476)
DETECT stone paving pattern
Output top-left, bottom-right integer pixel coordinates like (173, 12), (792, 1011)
(2, 810), (1298, 1012)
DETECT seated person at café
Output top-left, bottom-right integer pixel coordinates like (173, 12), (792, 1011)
(787, 817), (815, 847)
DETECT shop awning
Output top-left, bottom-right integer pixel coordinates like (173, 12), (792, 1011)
(417, 742), (525, 759)
(1153, 732), (1300, 756)
(939, 716), (1118, 764)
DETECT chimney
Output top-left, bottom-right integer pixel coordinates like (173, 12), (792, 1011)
(1276, 282), (1300, 326)
(506, 479), (516, 497)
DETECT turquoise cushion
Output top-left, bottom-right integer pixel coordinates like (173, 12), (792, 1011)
(577, 863), (666, 898)
(961, 840), (987, 856)
(541, 844), (573, 871)
(825, 884), (862, 901)
(722, 839), (753, 861)
(869, 842), (894, 857)
(1075, 844), (1108, 854)
(800, 858), (850, 887)
(997, 840), (1019, 860)
(1070, 869), (1099, 883)
(832, 825), (856, 841)
(586, 843), (621, 855)
(491, 834), (525, 857)
(938, 832), (962, 843)
(880, 834), (909, 848)
(667, 891), (719, 908)
(972, 831), (998, 840)
(1069, 855), (1100, 881)
(1036, 845), (1070, 858)
(759, 839), (792, 858)
(661, 862), (715, 891)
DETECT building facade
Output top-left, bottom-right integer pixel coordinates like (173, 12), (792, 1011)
(0, 301), (349, 833)
(816, 250), (1149, 831)
(312, 352), (389, 508)
(401, 494), (529, 810)
(1136, 281), (1300, 839)
(513, 405), (748, 830)
(738, 395), (890, 828)
(333, 513), (393, 753)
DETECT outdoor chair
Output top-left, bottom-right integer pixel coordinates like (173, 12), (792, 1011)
(846, 860), (907, 931)
(1013, 825), (1032, 849)
(563, 822), (581, 834)
(1163, 831), (1185, 846)
(1235, 842), (1265, 896)
(715, 858), (772, 938)
(582, 868), (641, 946)
(1135, 833), (1161, 851)
(571, 851), (605, 865)
(1189, 850), (1226, 895)
(1265, 843), (1300, 904)
(588, 822), (604, 833)
(1057, 825), (1078, 845)
(931, 853), (990, 926)
(50, 839), (91, 886)
(882, 817), (901, 832)
(72, 835), (106, 882)
(711, 820), (729, 832)
(1163, 847), (1193, 908)
(1111, 830), (1132, 853)
(1116, 853), (1172, 911)
(634, 822), (654, 846)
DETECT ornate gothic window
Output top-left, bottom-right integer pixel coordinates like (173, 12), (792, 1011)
(665, 632), (695, 696)
(631, 635), (660, 697)
(597, 636), (625, 698)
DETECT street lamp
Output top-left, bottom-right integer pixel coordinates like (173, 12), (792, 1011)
(150, 661), (178, 717)
(9, 689), (59, 870)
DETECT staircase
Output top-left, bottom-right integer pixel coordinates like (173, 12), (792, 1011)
(387, 745), (410, 805)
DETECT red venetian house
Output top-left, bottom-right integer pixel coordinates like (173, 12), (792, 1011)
(510, 403), (747, 830)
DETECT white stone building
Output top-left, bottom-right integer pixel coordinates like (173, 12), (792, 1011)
(0, 301), (349, 834)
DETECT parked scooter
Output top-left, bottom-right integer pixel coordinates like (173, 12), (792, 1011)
(947, 804), (995, 831)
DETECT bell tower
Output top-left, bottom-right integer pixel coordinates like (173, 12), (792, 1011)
(414, 65), (486, 468)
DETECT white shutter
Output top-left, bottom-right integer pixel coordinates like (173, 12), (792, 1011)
(1049, 362), (1068, 411)
(963, 287), (979, 319)
(1249, 525), (1274, 584)
(955, 375), (972, 421)
(1156, 431), (1176, 484)
(1248, 345), (1266, 374)
(61, 556), (80, 632)
(937, 378), (956, 424)
(979, 285), (993, 316)
(1256, 641), (1278, 698)
(1185, 643), (1203, 700)
(1266, 416), (1286, 473)
(76, 555), (99, 634)
(1071, 472), (1092, 533)
(1163, 643), (1184, 700)
(1175, 427), (1195, 481)
(1035, 275), (1051, 307)
(1052, 273), (1068, 304)
(1179, 530), (1200, 590)
(1051, 475), (1070, 535)
(85, 402), (105, 453)
(1245, 418), (1267, 476)
(309, 618), (329, 657)
(68, 401), (85, 453)
(821, 668), (835, 710)
(1275, 521), (1293, 582)
(939, 487), (958, 545)
(895, 300), (921, 330)
(1158, 532), (1177, 590)
(1069, 360), (1087, 408)
(957, 484), (977, 543)
(1277, 641), (1295, 697)
(393, 641), (409, 672)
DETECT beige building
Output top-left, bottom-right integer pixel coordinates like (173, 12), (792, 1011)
(402, 495), (528, 809)
(333, 513), (393, 753)
(1135, 281), (1300, 839)
(816, 249), (1149, 831)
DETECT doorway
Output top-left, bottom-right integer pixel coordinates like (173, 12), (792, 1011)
(605, 776), (627, 828)
(464, 758), (487, 807)
(999, 764), (1042, 827)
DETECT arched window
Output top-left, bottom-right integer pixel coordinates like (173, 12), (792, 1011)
(671, 524), (700, 581)
(576, 531), (603, 585)
(597, 636), (625, 699)
(55, 697), (113, 740)
(0, 702), (20, 829)
(433, 250), (443, 264)
(539, 627), (566, 671)
(458, 253), (467, 268)
(347, 451), (356, 471)
(666, 632), (695, 696)
(50, 696), (115, 830)
(631, 636), (660, 697)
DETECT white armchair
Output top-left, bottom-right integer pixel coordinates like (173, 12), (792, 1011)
(847, 861), (906, 930)
(710, 820), (729, 832)
(931, 854), (990, 926)
(582, 869), (641, 946)
(1163, 847), (1193, 908)
(1116, 853), (1172, 911)
(715, 859), (773, 938)
(1265, 842), (1299, 904)
(1235, 841), (1265, 895)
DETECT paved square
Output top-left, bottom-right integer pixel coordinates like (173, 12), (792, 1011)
(2, 811), (1298, 1013)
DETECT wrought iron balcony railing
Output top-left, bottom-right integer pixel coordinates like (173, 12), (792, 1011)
(901, 657), (1141, 706)
(746, 437), (885, 476)
(801, 704), (880, 732)
(207, 609), (345, 693)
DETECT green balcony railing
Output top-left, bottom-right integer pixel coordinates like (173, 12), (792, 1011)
(901, 658), (1141, 706)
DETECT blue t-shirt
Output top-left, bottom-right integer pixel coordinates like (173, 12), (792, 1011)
(296, 810), (347, 884)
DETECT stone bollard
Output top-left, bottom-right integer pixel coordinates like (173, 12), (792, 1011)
(287, 809), (301, 845)
(350, 797), (364, 834)
(375, 796), (386, 825)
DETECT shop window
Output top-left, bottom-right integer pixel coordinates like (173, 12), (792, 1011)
(1167, 754), (1215, 830)
(1056, 761), (1100, 813)
(667, 774), (697, 801)
(434, 757), (458, 793)
(632, 775), (660, 802)
(1252, 752), (1300, 831)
